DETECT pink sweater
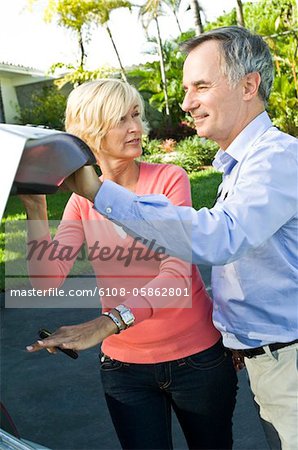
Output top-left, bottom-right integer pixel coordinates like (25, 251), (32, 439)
(28, 162), (220, 363)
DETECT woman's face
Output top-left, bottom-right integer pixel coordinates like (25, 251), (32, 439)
(100, 104), (143, 161)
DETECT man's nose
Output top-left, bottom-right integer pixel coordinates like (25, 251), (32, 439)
(181, 91), (196, 112)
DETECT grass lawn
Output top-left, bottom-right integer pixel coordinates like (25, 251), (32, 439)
(189, 168), (221, 209)
(1, 169), (221, 291)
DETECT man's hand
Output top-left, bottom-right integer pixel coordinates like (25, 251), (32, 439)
(60, 166), (102, 202)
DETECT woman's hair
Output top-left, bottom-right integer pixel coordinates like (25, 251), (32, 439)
(181, 26), (274, 104)
(65, 79), (148, 154)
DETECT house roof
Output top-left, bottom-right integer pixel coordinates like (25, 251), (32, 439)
(0, 62), (55, 87)
(0, 62), (50, 77)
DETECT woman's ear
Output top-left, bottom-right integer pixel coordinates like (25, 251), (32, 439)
(243, 72), (261, 100)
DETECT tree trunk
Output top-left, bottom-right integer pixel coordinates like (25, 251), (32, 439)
(106, 25), (127, 82)
(189, 0), (204, 35)
(78, 29), (86, 70)
(173, 9), (182, 33)
(155, 16), (170, 116)
(236, 0), (245, 27)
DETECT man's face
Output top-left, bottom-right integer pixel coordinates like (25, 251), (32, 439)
(182, 40), (246, 150)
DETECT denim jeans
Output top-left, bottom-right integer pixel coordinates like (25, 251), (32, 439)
(99, 339), (238, 450)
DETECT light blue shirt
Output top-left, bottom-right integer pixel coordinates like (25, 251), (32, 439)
(94, 112), (298, 349)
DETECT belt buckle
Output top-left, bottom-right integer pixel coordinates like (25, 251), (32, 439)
(243, 349), (255, 358)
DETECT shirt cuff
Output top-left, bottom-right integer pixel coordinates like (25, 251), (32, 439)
(94, 180), (137, 221)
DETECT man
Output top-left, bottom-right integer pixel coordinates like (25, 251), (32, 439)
(38, 26), (297, 449)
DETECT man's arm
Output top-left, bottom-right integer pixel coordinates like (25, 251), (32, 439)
(94, 143), (297, 265)
(65, 143), (297, 266)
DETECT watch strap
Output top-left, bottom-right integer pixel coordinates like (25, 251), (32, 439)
(103, 312), (124, 333)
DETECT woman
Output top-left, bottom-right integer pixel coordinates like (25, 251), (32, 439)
(24, 79), (237, 450)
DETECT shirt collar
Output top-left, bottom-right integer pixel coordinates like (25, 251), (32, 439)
(213, 111), (273, 175)
(213, 150), (237, 175)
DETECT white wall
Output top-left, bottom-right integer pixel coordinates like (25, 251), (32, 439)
(0, 77), (20, 123)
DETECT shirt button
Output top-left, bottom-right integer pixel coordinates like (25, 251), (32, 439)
(106, 207), (112, 214)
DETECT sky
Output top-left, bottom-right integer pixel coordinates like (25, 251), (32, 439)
(1, 0), (256, 72)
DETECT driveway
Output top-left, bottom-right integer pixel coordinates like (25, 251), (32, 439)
(1, 267), (269, 450)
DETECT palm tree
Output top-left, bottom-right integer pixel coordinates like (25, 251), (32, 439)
(140, 0), (170, 116)
(42, 0), (92, 70)
(90, 0), (132, 81)
(33, 0), (130, 80)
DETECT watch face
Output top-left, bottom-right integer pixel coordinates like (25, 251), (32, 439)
(122, 311), (134, 326)
(116, 305), (135, 326)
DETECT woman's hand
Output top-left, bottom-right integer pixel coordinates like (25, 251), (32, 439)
(19, 194), (47, 219)
(26, 315), (118, 354)
(19, 194), (49, 239)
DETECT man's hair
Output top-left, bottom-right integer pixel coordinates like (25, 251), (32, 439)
(65, 79), (148, 155)
(181, 26), (274, 103)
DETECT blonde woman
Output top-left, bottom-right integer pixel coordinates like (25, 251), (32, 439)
(24, 79), (237, 450)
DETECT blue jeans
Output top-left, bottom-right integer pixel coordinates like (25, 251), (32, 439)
(99, 339), (237, 449)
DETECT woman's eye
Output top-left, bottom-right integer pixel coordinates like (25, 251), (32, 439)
(133, 112), (140, 118)
(120, 116), (126, 122)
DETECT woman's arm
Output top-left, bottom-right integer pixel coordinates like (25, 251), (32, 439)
(26, 314), (119, 353)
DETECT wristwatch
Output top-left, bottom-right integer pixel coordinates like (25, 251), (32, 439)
(114, 305), (135, 328)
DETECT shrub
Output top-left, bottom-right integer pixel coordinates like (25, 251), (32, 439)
(16, 85), (67, 130)
(142, 137), (163, 156)
(141, 135), (219, 172)
(176, 136), (218, 169)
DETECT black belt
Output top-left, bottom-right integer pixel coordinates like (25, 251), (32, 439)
(232, 339), (298, 359)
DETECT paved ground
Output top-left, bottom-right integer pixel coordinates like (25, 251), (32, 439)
(0, 267), (270, 450)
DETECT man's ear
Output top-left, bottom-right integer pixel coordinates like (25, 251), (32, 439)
(243, 72), (261, 100)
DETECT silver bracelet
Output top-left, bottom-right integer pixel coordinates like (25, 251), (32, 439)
(103, 312), (124, 334)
